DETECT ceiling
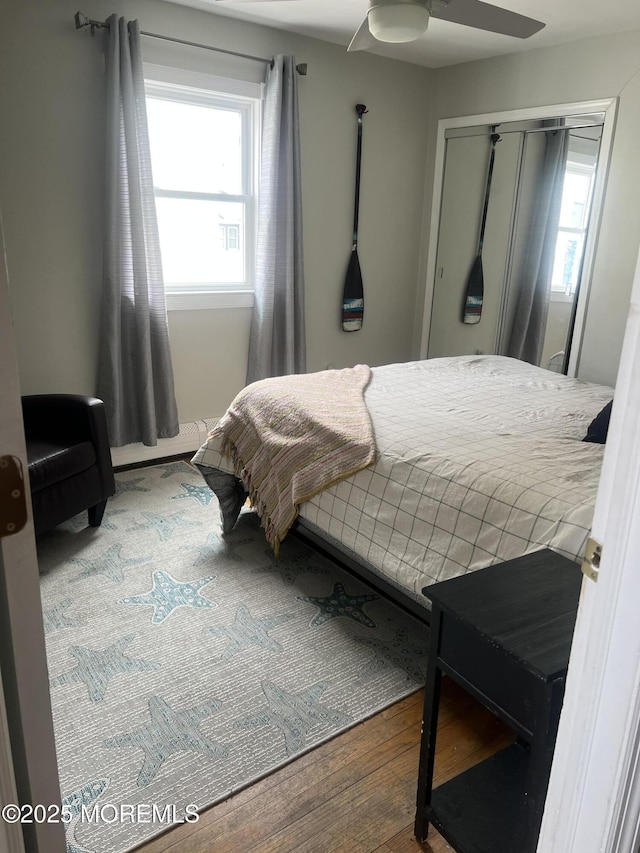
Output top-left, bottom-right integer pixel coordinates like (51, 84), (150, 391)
(161, 0), (640, 68)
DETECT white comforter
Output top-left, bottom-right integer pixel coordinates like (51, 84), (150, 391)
(195, 356), (613, 604)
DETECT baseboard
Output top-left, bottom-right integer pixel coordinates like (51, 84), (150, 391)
(110, 417), (220, 468)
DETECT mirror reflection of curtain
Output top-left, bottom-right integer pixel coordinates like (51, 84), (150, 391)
(506, 129), (570, 365)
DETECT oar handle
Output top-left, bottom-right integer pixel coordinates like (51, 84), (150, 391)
(352, 104), (368, 248)
(477, 132), (501, 256)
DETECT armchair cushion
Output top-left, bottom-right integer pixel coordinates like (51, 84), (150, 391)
(26, 440), (96, 494)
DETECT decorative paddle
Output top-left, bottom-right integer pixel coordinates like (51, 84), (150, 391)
(462, 131), (501, 324)
(342, 104), (368, 332)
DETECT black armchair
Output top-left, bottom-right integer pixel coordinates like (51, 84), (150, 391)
(21, 395), (116, 536)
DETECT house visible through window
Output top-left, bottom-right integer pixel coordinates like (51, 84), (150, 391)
(219, 223), (240, 251)
(144, 65), (261, 309)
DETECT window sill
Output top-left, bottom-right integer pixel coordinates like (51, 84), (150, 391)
(166, 290), (254, 311)
(550, 291), (575, 304)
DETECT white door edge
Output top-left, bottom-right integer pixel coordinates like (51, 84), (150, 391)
(0, 666), (24, 853)
(0, 208), (65, 852)
(537, 239), (640, 851)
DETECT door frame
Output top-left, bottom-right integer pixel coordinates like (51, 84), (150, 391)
(0, 211), (65, 852)
(0, 665), (24, 853)
(418, 97), (617, 376)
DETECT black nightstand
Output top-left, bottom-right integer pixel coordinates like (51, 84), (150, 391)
(414, 548), (583, 853)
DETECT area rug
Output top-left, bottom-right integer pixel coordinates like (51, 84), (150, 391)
(37, 461), (428, 853)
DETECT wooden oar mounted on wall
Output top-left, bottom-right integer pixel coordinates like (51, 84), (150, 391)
(342, 104), (368, 332)
(462, 130), (501, 324)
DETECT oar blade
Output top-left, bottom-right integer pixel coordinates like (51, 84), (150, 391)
(462, 254), (484, 324)
(342, 250), (364, 332)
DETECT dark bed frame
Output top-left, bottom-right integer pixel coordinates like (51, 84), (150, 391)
(293, 518), (431, 625)
(196, 462), (431, 625)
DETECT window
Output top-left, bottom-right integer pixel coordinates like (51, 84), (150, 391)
(219, 223), (240, 251)
(144, 65), (261, 309)
(550, 161), (595, 300)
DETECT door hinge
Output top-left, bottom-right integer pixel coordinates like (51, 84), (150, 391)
(0, 456), (28, 539)
(581, 536), (602, 583)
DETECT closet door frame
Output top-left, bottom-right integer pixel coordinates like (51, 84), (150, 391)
(419, 97), (617, 376)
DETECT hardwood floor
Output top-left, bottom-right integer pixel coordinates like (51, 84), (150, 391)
(137, 678), (513, 853)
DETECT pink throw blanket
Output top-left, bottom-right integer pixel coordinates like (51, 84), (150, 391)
(211, 365), (376, 552)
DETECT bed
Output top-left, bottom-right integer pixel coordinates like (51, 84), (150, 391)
(192, 355), (613, 618)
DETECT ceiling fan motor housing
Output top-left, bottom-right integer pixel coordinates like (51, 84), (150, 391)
(367, 0), (431, 44)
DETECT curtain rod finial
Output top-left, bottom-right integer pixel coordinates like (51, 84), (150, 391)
(75, 11), (105, 36)
(296, 63), (308, 76)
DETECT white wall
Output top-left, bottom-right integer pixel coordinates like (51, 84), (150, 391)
(416, 29), (640, 388)
(3, 4), (638, 419)
(0, 0), (432, 423)
(541, 299), (573, 370)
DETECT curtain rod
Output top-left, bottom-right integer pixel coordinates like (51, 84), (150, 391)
(74, 12), (308, 75)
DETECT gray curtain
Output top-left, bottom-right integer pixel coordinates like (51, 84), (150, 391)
(97, 15), (179, 447)
(507, 129), (570, 365)
(246, 55), (306, 384)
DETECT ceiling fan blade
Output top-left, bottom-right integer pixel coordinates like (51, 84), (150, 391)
(214, 0), (302, 4)
(348, 17), (376, 52)
(430, 0), (545, 38)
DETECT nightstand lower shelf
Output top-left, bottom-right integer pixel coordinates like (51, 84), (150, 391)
(429, 743), (529, 853)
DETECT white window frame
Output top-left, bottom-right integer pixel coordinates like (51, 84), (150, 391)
(550, 159), (596, 303)
(143, 63), (262, 310)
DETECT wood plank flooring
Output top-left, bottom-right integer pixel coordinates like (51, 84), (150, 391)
(137, 678), (513, 853)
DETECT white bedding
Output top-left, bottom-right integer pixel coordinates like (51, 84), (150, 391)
(194, 356), (613, 604)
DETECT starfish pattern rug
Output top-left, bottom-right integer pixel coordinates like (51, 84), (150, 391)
(37, 461), (428, 853)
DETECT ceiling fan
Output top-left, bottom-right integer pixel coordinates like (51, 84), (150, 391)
(347, 0), (545, 52)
